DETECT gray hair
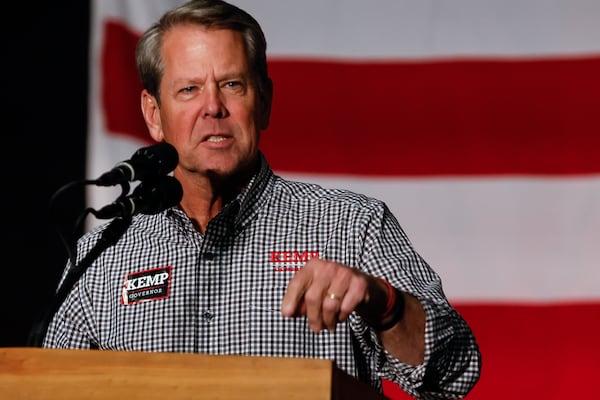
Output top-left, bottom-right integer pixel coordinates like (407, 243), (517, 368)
(136, 0), (269, 106)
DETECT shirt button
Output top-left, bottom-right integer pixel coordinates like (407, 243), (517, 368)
(204, 252), (215, 261)
(202, 310), (214, 321)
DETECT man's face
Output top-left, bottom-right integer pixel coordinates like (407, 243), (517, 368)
(148, 25), (269, 180)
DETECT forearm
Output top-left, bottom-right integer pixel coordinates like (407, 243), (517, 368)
(377, 291), (425, 366)
(357, 277), (480, 398)
(375, 299), (481, 399)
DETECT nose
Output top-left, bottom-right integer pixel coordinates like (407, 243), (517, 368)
(202, 84), (226, 119)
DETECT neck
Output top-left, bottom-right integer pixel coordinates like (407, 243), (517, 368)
(175, 158), (260, 233)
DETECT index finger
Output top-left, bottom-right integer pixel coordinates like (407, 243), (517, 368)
(280, 268), (311, 317)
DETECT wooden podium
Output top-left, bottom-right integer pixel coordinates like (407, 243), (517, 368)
(0, 347), (388, 400)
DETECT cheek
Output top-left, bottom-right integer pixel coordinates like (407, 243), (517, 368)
(160, 105), (197, 139)
(230, 100), (261, 135)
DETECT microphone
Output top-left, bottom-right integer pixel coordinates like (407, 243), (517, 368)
(95, 142), (179, 186)
(93, 175), (183, 219)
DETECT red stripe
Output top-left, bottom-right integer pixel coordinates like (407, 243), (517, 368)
(102, 21), (600, 176)
(102, 21), (147, 143)
(383, 302), (600, 399)
(264, 58), (600, 176)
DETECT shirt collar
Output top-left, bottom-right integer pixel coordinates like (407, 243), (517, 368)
(166, 152), (275, 235)
(229, 151), (274, 231)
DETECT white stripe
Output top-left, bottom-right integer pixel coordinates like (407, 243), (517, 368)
(279, 173), (600, 302)
(237, 0), (600, 58)
(91, 0), (600, 58)
(91, 0), (186, 33)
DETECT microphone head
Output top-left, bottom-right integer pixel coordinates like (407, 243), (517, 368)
(130, 142), (179, 181)
(95, 142), (179, 186)
(135, 175), (183, 215)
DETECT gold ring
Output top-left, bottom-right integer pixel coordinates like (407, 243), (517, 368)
(327, 292), (341, 301)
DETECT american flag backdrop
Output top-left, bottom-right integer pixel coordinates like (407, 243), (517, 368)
(87, 1), (600, 398)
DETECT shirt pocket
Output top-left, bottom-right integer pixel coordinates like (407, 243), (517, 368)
(245, 285), (338, 359)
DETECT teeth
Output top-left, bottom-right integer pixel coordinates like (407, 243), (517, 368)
(207, 136), (227, 142)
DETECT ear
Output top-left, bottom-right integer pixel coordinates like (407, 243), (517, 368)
(141, 90), (164, 142)
(258, 78), (273, 130)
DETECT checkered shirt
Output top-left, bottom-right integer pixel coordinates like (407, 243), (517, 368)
(44, 153), (481, 399)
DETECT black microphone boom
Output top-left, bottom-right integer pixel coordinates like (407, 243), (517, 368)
(95, 142), (179, 186)
(94, 176), (183, 220)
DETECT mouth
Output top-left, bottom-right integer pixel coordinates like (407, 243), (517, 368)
(205, 135), (228, 143)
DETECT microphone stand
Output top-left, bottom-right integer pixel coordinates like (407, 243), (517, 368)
(28, 215), (132, 347)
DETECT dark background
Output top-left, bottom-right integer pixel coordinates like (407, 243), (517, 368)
(3, 1), (90, 346)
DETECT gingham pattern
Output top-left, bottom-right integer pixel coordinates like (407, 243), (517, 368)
(44, 153), (480, 399)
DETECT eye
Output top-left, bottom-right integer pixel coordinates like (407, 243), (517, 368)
(223, 80), (246, 93)
(182, 86), (196, 93)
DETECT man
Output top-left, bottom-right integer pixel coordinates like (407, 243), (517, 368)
(44, 1), (481, 398)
